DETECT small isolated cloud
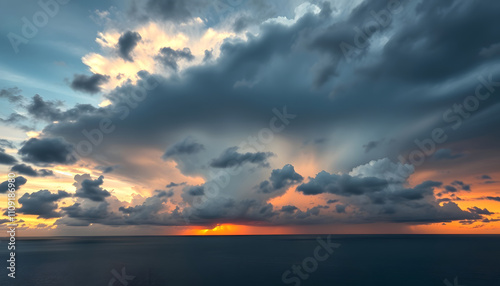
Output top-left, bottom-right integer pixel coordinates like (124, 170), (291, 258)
(10, 164), (54, 177)
(118, 31), (142, 61)
(485, 196), (500, 202)
(163, 137), (205, 158)
(0, 87), (23, 103)
(166, 182), (186, 188)
(70, 73), (110, 94)
(75, 175), (111, 202)
(467, 206), (494, 215)
(451, 180), (471, 191)
(0, 147), (18, 165)
(18, 137), (77, 165)
(210, 147), (274, 168)
(258, 164), (303, 193)
(0, 176), (27, 193)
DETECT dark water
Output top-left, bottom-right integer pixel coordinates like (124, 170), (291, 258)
(0, 235), (499, 286)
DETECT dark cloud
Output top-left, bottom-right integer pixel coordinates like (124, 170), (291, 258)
(18, 137), (77, 165)
(485, 196), (500, 202)
(59, 202), (111, 226)
(26, 94), (106, 122)
(258, 164), (303, 193)
(18, 190), (71, 219)
(75, 175), (111, 202)
(296, 171), (388, 196)
(451, 180), (471, 191)
(70, 73), (109, 94)
(0, 87), (23, 103)
(156, 47), (194, 71)
(481, 175), (492, 180)
(163, 137), (205, 158)
(326, 199), (339, 204)
(443, 185), (458, 194)
(186, 186), (205, 196)
(118, 31), (142, 61)
(432, 149), (465, 161)
(118, 190), (172, 224)
(166, 182), (186, 188)
(467, 206), (494, 215)
(0, 176), (27, 193)
(280, 205), (298, 214)
(210, 147), (274, 168)
(22, 1), (500, 228)
(10, 163), (54, 177)
(365, 0), (500, 83)
(140, 0), (201, 23)
(0, 147), (17, 165)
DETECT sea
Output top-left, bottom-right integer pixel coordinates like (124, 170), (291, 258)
(0, 235), (499, 286)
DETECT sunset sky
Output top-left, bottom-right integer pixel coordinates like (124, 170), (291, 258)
(1, 0), (500, 236)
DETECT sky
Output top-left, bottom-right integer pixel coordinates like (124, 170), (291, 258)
(1, 0), (500, 236)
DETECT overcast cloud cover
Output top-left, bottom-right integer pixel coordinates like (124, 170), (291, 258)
(1, 0), (500, 234)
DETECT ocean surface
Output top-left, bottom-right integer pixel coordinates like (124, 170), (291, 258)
(0, 235), (499, 286)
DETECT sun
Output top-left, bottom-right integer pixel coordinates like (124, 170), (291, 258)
(197, 224), (239, 235)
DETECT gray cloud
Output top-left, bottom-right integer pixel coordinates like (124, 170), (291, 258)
(18, 137), (77, 165)
(280, 205), (298, 214)
(0, 147), (17, 165)
(258, 164), (303, 193)
(18, 190), (71, 219)
(70, 73), (109, 94)
(210, 147), (274, 168)
(75, 175), (111, 202)
(10, 163), (54, 177)
(118, 31), (142, 61)
(0, 176), (27, 193)
(0, 87), (23, 103)
(296, 171), (388, 196)
(156, 47), (194, 71)
(163, 137), (205, 158)
(467, 206), (494, 215)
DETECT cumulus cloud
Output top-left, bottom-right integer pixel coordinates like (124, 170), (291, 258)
(258, 164), (303, 194)
(26, 94), (106, 122)
(163, 137), (205, 158)
(156, 47), (195, 71)
(18, 137), (77, 165)
(10, 163), (54, 177)
(0, 176), (27, 193)
(210, 147), (274, 168)
(74, 175), (111, 202)
(117, 31), (142, 61)
(4, 0), (500, 230)
(70, 73), (110, 94)
(0, 147), (17, 165)
(18, 190), (71, 219)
